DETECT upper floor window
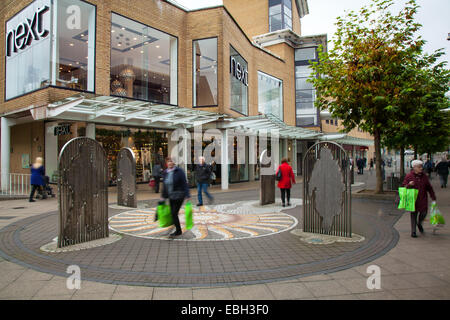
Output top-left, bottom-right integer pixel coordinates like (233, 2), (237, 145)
(269, 0), (292, 32)
(193, 37), (218, 107)
(110, 13), (178, 105)
(258, 71), (283, 120)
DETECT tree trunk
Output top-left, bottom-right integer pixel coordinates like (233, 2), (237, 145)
(374, 128), (383, 194)
(400, 146), (405, 181)
(414, 145), (418, 160)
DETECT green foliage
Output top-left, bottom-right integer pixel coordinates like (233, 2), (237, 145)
(309, 0), (450, 192)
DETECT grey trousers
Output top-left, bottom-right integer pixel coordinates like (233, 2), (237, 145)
(411, 211), (427, 233)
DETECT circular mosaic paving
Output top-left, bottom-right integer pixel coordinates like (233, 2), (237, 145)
(109, 205), (298, 241)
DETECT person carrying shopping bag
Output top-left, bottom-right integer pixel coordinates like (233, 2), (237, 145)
(401, 160), (436, 238)
(29, 157), (46, 202)
(276, 158), (296, 207)
(160, 157), (190, 237)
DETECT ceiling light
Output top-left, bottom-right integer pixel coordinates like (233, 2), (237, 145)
(158, 56), (162, 59)
(69, 63), (72, 66)
(156, 45), (160, 48)
(81, 34), (84, 37)
(69, 43), (74, 46)
(76, 61), (79, 64)
(140, 51), (144, 53)
(121, 27), (125, 30)
(111, 30), (115, 33)
(133, 37), (137, 40)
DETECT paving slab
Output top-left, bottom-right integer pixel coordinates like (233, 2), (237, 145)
(302, 280), (352, 298)
(266, 282), (314, 300)
(193, 287), (234, 300)
(0, 280), (48, 299)
(153, 288), (193, 300)
(230, 284), (275, 300)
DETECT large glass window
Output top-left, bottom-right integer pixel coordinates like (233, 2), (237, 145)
(5, 0), (96, 100)
(258, 71), (283, 120)
(193, 38), (218, 106)
(110, 13), (178, 105)
(269, 0), (292, 32)
(230, 46), (248, 115)
(5, 0), (51, 100)
(53, 0), (96, 91)
(295, 47), (318, 127)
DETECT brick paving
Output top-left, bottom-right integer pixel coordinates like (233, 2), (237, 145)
(0, 170), (449, 299)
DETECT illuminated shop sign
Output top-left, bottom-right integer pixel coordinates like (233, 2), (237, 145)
(5, 5), (50, 57)
(230, 55), (248, 86)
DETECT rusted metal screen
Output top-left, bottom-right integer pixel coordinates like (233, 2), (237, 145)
(117, 147), (137, 208)
(303, 141), (352, 237)
(58, 137), (109, 247)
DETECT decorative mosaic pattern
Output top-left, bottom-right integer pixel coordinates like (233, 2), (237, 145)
(109, 204), (298, 241)
(40, 234), (122, 253)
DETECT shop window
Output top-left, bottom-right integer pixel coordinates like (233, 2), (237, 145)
(258, 71), (283, 120)
(230, 46), (248, 115)
(193, 38), (218, 106)
(295, 47), (318, 127)
(269, 0), (292, 32)
(110, 13), (178, 105)
(52, 0), (96, 92)
(5, 0), (96, 100)
(296, 116), (315, 127)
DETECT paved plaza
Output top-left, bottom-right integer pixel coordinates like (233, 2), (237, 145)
(0, 171), (449, 300)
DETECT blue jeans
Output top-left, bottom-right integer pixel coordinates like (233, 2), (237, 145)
(197, 183), (212, 204)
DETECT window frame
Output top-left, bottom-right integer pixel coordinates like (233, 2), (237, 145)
(192, 36), (219, 108)
(257, 70), (284, 121)
(109, 11), (179, 106)
(229, 44), (249, 116)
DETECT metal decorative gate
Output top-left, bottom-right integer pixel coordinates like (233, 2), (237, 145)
(58, 137), (109, 248)
(303, 141), (352, 237)
(117, 147), (137, 208)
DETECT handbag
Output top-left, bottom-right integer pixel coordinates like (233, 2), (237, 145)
(276, 167), (282, 181)
(157, 203), (173, 228)
(185, 201), (194, 230)
(397, 187), (418, 212)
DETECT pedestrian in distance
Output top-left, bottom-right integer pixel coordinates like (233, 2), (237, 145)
(195, 156), (214, 206)
(424, 159), (433, 180)
(160, 157), (191, 237)
(276, 158), (296, 207)
(29, 157), (46, 202)
(401, 160), (436, 238)
(435, 156), (449, 188)
(369, 158), (374, 172)
(152, 160), (163, 193)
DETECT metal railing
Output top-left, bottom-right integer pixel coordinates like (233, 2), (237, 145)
(0, 173), (31, 196)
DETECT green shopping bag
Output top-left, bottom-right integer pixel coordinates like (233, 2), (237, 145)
(157, 203), (173, 228)
(405, 188), (418, 212)
(430, 203), (445, 226)
(398, 187), (406, 209)
(185, 201), (194, 230)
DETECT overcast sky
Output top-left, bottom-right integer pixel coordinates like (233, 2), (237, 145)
(174, 0), (450, 65)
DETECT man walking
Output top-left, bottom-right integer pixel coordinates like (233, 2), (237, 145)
(436, 156), (449, 188)
(195, 156), (214, 206)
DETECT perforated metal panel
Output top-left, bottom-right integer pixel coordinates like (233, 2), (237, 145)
(303, 141), (352, 237)
(117, 147), (137, 208)
(58, 137), (109, 248)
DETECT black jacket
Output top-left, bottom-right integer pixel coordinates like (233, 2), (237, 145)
(436, 161), (449, 175)
(195, 164), (212, 184)
(161, 167), (190, 199)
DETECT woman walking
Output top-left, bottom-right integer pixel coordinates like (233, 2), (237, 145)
(435, 156), (449, 188)
(160, 157), (190, 236)
(401, 160), (436, 238)
(29, 157), (45, 202)
(276, 158), (296, 207)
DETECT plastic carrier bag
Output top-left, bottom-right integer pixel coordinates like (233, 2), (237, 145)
(430, 203), (445, 227)
(157, 203), (173, 228)
(184, 201), (194, 230)
(398, 187), (418, 212)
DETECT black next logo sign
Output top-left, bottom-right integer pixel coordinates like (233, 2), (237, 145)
(6, 6), (50, 57)
(230, 55), (248, 86)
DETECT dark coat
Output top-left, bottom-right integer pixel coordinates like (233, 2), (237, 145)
(30, 165), (45, 186)
(401, 170), (436, 212)
(195, 164), (211, 184)
(276, 162), (296, 189)
(161, 167), (190, 199)
(436, 161), (449, 176)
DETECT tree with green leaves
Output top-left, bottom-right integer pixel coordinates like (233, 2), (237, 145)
(309, 0), (445, 193)
(381, 51), (450, 178)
